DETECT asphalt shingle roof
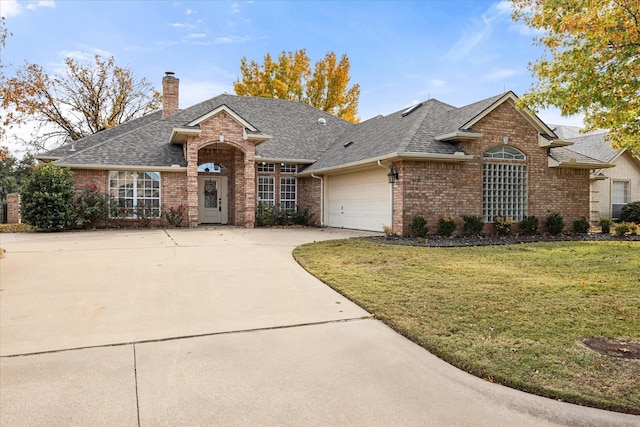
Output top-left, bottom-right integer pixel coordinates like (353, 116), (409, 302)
(562, 131), (619, 164)
(46, 91), (574, 172)
(49, 95), (353, 168)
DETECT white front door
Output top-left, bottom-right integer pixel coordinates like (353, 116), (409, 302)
(198, 176), (228, 224)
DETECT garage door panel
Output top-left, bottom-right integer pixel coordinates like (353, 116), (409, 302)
(327, 169), (391, 231)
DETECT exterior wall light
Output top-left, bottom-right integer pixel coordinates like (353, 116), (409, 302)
(387, 165), (399, 184)
(219, 133), (225, 143)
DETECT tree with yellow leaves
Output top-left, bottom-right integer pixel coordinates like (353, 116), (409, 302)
(234, 49), (360, 123)
(512, 0), (639, 151)
(1, 54), (161, 152)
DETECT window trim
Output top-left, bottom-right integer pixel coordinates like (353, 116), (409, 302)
(257, 176), (275, 206)
(279, 176), (297, 211)
(482, 147), (528, 222)
(109, 170), (161, 218)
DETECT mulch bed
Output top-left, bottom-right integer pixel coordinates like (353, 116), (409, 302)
(583, 338), (640, 360)
(363, 233), (640, 247)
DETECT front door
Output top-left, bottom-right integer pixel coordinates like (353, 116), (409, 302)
(198, 176), (228, 224)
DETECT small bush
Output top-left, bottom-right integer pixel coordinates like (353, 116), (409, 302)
(630, 223), (638, 235)
(518, 215), (539, 235)
(163, 204), (186, 227)
(463, 215), (484, 236)
(409, 215), (428, 238)
(599, 218), (613, 234)
(437, 216), (457, 237)
(619, 201), (640, 224)
(545, 213), (564, 235)
(382, 224), (395, 237)
(493, 215), (513, 236)
(573, 216), (590, 234)
(614, 222), (631, 236)
(256, 203), (311, 227)
(20, 164), (76, 231)
(75, 183), (110, 229)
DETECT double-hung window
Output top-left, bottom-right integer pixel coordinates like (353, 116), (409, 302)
(258, 176), (275, 206)
(280, 177), (297, 211)
(612, 181), (629, 219)
(482, 146), (528, 222)
(109, 171), (161, 218)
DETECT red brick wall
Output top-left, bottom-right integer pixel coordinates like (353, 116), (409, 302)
(296, 176), (322, 225)
(394, 99), (590, 235)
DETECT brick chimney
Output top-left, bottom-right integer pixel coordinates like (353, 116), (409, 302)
(162, 71), (179, 118)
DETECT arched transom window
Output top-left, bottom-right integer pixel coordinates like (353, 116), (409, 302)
(482, 146), (527, 222)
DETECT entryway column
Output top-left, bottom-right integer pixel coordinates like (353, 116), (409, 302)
(186, 137), (199, 228)
(243, 150), (256, 228)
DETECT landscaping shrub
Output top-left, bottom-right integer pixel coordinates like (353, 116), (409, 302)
(463, 215), (484, 236)
(518, 215), (539, 235)
(599, 218), (613, 234)
(20, 164), (75, 231)
(630, 223), (638, 235)
(614, 222), (631, 236)
(437, 215), (457, 237)
(573, 216), (590, 234)
(256, 203), (311, 227)
(75, 183), (110, 229)
(408, 215), (428, 238)
(619, 201), (640, 224)
(163, 204), (186, 227)
(493, 215), (513, 236)
(545, 213), (564, 235)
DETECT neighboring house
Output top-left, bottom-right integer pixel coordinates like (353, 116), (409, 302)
(553, 126), (640, 223)
(37, 72), (609, 235)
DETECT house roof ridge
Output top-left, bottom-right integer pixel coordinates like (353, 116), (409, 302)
(398, 99), (437, 152)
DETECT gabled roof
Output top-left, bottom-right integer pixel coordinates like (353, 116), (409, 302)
(548, 146), (614, 169)
(560, 129), (620, 164)
(45, 94), (353, 169)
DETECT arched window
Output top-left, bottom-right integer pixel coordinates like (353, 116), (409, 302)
(482, 146), (527, 222)
(198, 162), (223, 173)
(483, 146), (526, 160)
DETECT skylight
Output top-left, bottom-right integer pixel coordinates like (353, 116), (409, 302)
(401, 102), (423, 117)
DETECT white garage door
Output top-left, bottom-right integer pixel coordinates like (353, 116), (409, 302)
(326, 168), (391, 232)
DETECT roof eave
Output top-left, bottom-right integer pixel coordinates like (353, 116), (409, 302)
(434, 131), (483, 142)
(170, 127), (202, 144)
(53, 162), (187, 172)
(298, 152), (474, 176)
(549, 159), (615, 169)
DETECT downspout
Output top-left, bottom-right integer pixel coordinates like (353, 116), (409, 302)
(311, 173), (324, 227)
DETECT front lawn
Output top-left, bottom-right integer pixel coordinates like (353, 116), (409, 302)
(293, 240), (640, 414)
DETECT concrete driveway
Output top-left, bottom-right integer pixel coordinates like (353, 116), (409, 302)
(0, 227), (636, 426)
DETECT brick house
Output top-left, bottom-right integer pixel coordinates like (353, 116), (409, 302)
(552, 126), (640, 223)
(37, 72), (608, 235)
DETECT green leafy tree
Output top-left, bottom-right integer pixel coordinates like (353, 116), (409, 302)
(1, 54), (161, 152)
(511, 0), (639, 152)
(0, 147), (35, 194)
(20, 163), (75, 231)
(235, 49), (360, 123)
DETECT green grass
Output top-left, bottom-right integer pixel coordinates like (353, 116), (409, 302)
(293, 240), (640, 414)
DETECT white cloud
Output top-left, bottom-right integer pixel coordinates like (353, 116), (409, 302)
(187, 33), (207, 39)
(1, 0), (21, 17)
(185, 8), (195, 15)
(213, 35), (250, 44)
(231, 3), (240, 13)
(484, 68), (519, 80)
(1, 0), (55, 16)
(431, 78), (447, 88)
(26, 0), (55, 11)
(444, 1), (512, 62)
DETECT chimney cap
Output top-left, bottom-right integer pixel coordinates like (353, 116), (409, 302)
(164, 71), (176, 78)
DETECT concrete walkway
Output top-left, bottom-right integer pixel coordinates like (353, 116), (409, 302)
(0, 228), (637, 426)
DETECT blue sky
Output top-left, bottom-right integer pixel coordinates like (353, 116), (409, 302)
(1, 0), (583, 154)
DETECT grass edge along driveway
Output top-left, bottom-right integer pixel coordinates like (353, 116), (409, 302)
(293, 240), (640, 414)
